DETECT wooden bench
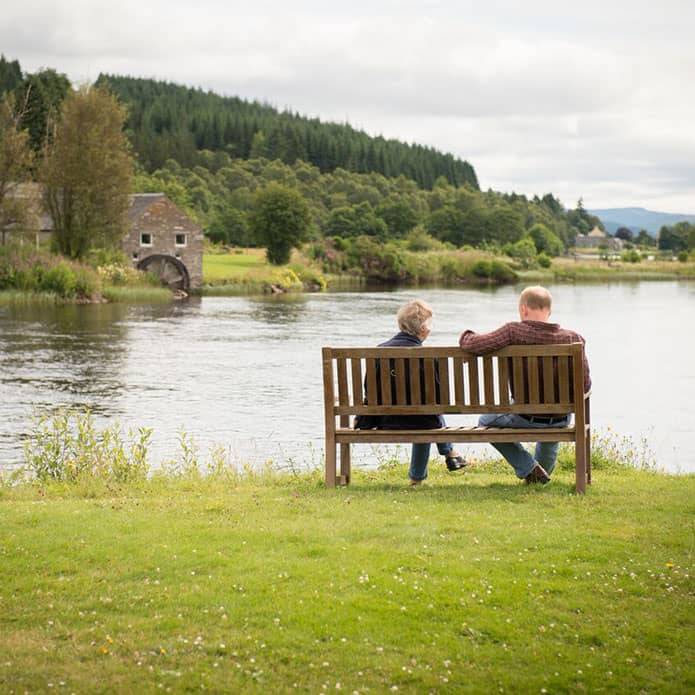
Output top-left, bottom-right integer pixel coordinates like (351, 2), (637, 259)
(322, 343), (591, 493)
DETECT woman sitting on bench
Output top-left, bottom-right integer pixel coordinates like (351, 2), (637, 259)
(355, 299), (467, 486)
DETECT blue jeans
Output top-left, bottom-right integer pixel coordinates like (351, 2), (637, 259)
(409, 442), (454, 481)
(478, 413), (570, 479)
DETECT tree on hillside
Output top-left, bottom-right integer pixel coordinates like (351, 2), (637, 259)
(250, 183), (310, 264)
(0, 93), (37, 243)
(15, 68), (71, 153)
(615, 227), (633, 241)
(0, 55), (23, 94)
(41, 86), (134, 259)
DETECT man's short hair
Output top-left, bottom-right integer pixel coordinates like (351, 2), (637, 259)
(520, 285), (552, 311)
(397, 299), (433, 336)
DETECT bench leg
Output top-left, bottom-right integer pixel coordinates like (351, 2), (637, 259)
(575, 439), (587, 494)
(339, 443), (351, 485)
(325, 438), (337, 488)
(586, 429), (592, 485)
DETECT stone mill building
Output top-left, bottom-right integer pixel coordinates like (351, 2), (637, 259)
(124, 193), (204, 291)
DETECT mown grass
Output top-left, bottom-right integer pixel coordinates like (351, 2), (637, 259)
(202, 248), (268, 283)
(1, 429), (693, 693)
(201, 249), (328, 294)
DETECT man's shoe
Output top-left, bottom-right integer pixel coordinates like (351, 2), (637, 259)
(409, 478), (423, 486)
(525, 463), (550, 485)
(445, 455), (468, 472)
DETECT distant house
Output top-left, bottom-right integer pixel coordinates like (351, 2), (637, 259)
(575, 225), (623, 251)
(125, 193), (204, 291)
(0, 182), (51, 247)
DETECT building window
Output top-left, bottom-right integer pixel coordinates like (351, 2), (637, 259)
(140, 233), (153, 247)
(175, 233), (187, 247)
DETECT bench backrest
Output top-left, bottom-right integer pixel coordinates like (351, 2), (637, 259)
(322, 344), (587, 419)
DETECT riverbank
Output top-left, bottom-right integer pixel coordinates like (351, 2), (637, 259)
(199, 247), (695, 297)
(1, 457), (692, 693)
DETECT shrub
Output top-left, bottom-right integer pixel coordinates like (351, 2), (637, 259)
(621, 249), (641, 263)
(40, 262), (77, 296)
(471, 259), (516, 283)
(677, 250), (689, 262)
(537, 252), (552, 268)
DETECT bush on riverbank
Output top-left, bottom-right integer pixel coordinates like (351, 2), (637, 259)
(308, 236), (518, 285)
(0, 244), (167, 302)
(0, 245), (100, 299)
(1, 414), (692, 693)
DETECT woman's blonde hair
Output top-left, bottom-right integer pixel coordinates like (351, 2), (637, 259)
(397, 299), (433, 336)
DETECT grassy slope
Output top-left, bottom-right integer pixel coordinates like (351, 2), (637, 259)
(1, 464), (693, 693)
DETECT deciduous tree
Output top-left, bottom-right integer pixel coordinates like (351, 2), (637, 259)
(250, 183), (310, 264)
(41, 86), (134, 259)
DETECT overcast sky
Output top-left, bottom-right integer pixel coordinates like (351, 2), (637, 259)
(3, 0), (694, 213)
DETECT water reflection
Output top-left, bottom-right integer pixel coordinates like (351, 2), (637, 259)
(248, 294), (309, 325)
(1, 282), (694, 474)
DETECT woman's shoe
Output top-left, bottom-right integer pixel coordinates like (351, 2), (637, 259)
(445, 455), (467, 471)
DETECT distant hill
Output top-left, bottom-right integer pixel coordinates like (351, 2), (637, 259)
(588, 207), (695, 235)
(96, 75), (479, 190)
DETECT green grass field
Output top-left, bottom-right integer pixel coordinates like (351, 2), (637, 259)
(1, 451), (693, 693)
(202, 249), (269, 283)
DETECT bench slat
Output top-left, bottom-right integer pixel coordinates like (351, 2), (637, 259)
(424, 358), (436, 404)
(558, 356), (570, 404)
(350, 357), (363, 407)
(468, 357), (480, 406)
(337, 358), (349, 407)
(453, 356), (465, 406)
(379, 357), (393, 405)
(498, 356), (510, 407)
(366, 358), (378, 407)
(542, 356), (555, 403)
(527, 356), (540, 405)
(395, 358), (407, 405)
(483, 356), (494, 404)
(438, 357), (450, 405)
(409, 358), (421, 404)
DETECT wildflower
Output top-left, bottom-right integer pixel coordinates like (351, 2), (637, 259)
(665, 562), (675, 568)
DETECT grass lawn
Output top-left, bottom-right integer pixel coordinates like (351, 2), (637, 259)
(1, 461), (693, 693)
(202, 249), (269, 284)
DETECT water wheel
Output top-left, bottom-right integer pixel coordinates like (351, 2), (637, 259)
(137, 254), (190, 291)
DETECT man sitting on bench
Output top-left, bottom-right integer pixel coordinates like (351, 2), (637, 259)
(459, 286), (591, 485)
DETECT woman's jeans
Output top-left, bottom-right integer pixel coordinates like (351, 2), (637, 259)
(409, 442), (454, 481)
(478, 413), (570, 478)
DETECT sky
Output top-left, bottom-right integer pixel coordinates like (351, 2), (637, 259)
(3, 0), (694, 213)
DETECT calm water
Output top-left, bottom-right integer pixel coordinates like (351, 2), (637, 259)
(1, 282), (694, 474)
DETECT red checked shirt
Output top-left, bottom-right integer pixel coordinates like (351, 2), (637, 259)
(459, 320), (591, 393)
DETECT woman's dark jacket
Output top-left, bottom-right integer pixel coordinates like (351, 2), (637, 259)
(354, 331), (445, 430)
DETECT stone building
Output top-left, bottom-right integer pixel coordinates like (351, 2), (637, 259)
(125, 193), (204, 290)
(574, 225), (623, 251)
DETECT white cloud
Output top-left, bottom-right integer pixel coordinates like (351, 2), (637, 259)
(2, 0), (694, 212)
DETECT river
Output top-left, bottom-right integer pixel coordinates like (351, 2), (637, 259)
(1, 282), (693, 475)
